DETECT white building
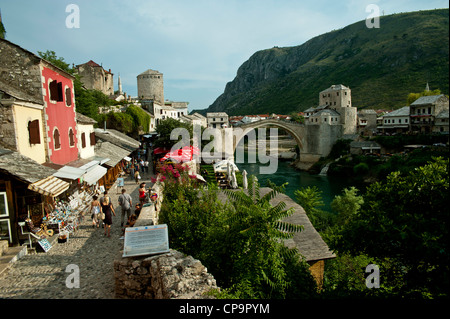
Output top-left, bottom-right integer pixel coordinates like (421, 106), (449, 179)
(75, 112), (97, 159)
(378, 106), (410, 134)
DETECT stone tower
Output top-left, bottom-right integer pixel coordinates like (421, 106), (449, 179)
(137, 69), (164, 105)
(320, 84), (357, 135)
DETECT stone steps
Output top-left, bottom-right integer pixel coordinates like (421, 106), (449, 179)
(0, 240), (28, 277)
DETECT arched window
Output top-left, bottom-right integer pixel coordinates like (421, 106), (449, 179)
(53, 128), (61, 150)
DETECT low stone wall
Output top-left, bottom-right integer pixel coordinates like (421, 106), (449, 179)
(113, 180), (218, 299)
(113, 250), (218, 299)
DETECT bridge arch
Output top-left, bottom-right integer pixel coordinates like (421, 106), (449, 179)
(232, 119), (305, 155)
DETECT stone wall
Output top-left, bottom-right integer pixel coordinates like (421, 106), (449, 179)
(0, 39), (43, 105)
(114, 249), (218, 299)
(113, 179), (218, 299)
(0, 103), (16, 149)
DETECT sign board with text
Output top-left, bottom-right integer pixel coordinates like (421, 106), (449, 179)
(122, 224), (169, 258)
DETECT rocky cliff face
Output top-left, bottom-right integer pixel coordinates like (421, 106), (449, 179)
(204, 9), (449, 116)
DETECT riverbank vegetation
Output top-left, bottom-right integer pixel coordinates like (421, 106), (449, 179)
(156, 154), (448, 299)
(157, 163), (317, 298)
(297, 157), (449, 298)
(311, 134), (449, 185)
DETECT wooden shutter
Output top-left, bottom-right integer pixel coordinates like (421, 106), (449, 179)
(28, 120), (41, 144)
(90, 132), (96, 146)
(54, 129), (61, 149)
(69, 129), (75, 146)
(57, 82), (63, 102)
(49, 80), (58, 101)
(65, 87), (72, 106)
(81, 132), (86, 148)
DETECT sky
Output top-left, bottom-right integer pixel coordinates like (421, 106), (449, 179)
(1, 0), (448, 112)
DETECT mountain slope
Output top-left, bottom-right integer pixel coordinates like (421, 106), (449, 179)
(203, 9), (449, 116)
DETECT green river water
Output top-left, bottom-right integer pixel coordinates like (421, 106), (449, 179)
(236, 158), (354, 212)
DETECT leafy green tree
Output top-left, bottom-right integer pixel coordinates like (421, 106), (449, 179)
(330, 187), (364, 226)
(0, 17), (6, 39)
(332, 157), (449, 297)
(406, 89), (442, 105)
(159, 173), (317, 299)
(37, 50), (73, 73)
(125, 105), (151, 134)
(105, 112), (134, 134)
(294, 186), (333, 232)
(155, 118), (193, 149)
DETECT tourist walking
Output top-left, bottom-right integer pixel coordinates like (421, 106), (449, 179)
(134, 170), (141, 184)
(118, 188), (133, 227)
(140, 159), (145, 173)
(101, 196), (116, 237)
(90, 195), (102, 228)
(138, 182), (148, 207)
(130, 162), (135, 180)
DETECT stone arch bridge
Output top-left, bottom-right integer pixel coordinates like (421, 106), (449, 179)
(219, 119), (343, 169)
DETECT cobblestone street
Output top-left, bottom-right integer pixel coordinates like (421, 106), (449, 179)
(0, 171), (153, 299)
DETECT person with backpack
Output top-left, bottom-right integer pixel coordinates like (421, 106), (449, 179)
(118, 188), (133, 227)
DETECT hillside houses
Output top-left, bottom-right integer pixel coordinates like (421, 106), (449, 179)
(376, 95), (449, 135)
(0, 38), (140, 247)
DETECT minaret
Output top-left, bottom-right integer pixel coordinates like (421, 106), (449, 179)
(118, 73), (123, 95)
(425, 82), (430, 92)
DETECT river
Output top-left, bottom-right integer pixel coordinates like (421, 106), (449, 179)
(236, 158), (354, 212)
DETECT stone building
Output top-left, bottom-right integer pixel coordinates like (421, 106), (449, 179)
(319, 84), (357, 135)
(75, 60), (114, 96)
(378, 106), (410, 134)
(207, 112), (229, 128)
(409, 94), (449, 134)
(304, 84), (357, 135)
(357, 109), (377, 135)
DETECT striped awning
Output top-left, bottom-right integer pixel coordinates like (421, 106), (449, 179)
(28, 176), (70, 197)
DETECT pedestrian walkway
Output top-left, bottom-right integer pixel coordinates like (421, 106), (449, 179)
(0, 169), (155, 299)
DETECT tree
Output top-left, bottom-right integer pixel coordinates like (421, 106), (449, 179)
(37, 50), (73, 74)
(155, 118), (193, 149)
(332, 157), (449, 297)
(294, 186), (333, 232)
(0, 16), (6, 39)
(330, 187), (364, 226)
(125, 105), (151, 135)
(159, 174), (317, 299)
(106, 112), (134, 134)
(406, 89), (442, 105)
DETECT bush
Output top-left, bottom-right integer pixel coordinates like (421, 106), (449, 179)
(353, 162), (369, 175)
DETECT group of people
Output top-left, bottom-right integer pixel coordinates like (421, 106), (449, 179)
(89, 188), (143, 238)
(126, 158), (150, 184)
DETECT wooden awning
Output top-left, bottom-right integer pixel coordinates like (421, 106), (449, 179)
(28, 176), (70, 197)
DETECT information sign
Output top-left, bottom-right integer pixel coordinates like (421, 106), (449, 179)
(38, 238), (52, 252)
(122, 224), (169, 258)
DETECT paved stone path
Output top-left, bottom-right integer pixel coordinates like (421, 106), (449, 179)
(0, 169), (154, 299)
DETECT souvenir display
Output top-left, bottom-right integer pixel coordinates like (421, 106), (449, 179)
(41, 190), (94, 242)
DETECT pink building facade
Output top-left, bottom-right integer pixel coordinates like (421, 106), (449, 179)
(40, 63), (79, 165)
